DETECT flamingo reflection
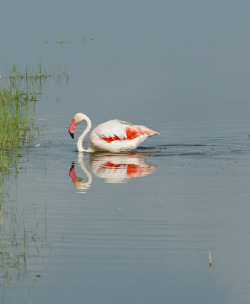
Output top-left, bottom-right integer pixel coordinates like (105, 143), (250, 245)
(69, 152), (158, 192)
(69, 157), (92, 193)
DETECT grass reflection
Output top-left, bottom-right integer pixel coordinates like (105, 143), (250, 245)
(0, 192), (49, 303)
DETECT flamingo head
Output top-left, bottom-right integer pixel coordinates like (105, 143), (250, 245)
(68, 113), (86, 139)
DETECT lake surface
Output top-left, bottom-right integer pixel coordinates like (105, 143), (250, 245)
(1, 1), (250, 303)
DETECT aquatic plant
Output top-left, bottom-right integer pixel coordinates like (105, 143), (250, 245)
(0, 63), (49, 173)
(0, 82), (33, 173)
(0, 63), (67, 301)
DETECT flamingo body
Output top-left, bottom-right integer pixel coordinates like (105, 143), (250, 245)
(68, 113), (159, 153)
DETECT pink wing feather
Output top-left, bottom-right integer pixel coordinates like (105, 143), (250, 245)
(125, 125), (159, 140)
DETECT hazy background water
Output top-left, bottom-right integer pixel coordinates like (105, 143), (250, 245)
(0, 0), (250, 303)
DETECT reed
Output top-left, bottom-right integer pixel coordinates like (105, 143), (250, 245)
(0, 64), (43, 173)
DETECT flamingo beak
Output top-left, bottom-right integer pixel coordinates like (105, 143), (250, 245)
(68, 119), (76, 139)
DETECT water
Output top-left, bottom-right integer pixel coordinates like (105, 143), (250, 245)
(1, 0), (250, 303)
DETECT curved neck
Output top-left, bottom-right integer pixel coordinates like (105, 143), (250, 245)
(77, 115), (92, 152)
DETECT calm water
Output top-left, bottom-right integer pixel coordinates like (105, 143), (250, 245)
(1, 1), (250, 303)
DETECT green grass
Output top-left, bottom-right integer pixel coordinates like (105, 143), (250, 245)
(0, 84), (32, 173)
(0, 61), (69, 177)
(0, 64), (44, 173)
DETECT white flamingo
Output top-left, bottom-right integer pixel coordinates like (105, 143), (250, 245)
(68, 113), (159, 153)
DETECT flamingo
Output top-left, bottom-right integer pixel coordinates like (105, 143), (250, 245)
(68, 113), (159, 153)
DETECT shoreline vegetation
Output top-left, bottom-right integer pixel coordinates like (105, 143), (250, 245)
(0, 63), (66, 284)
(0, 63), (69, 174)
(0, 64), (45, 174)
